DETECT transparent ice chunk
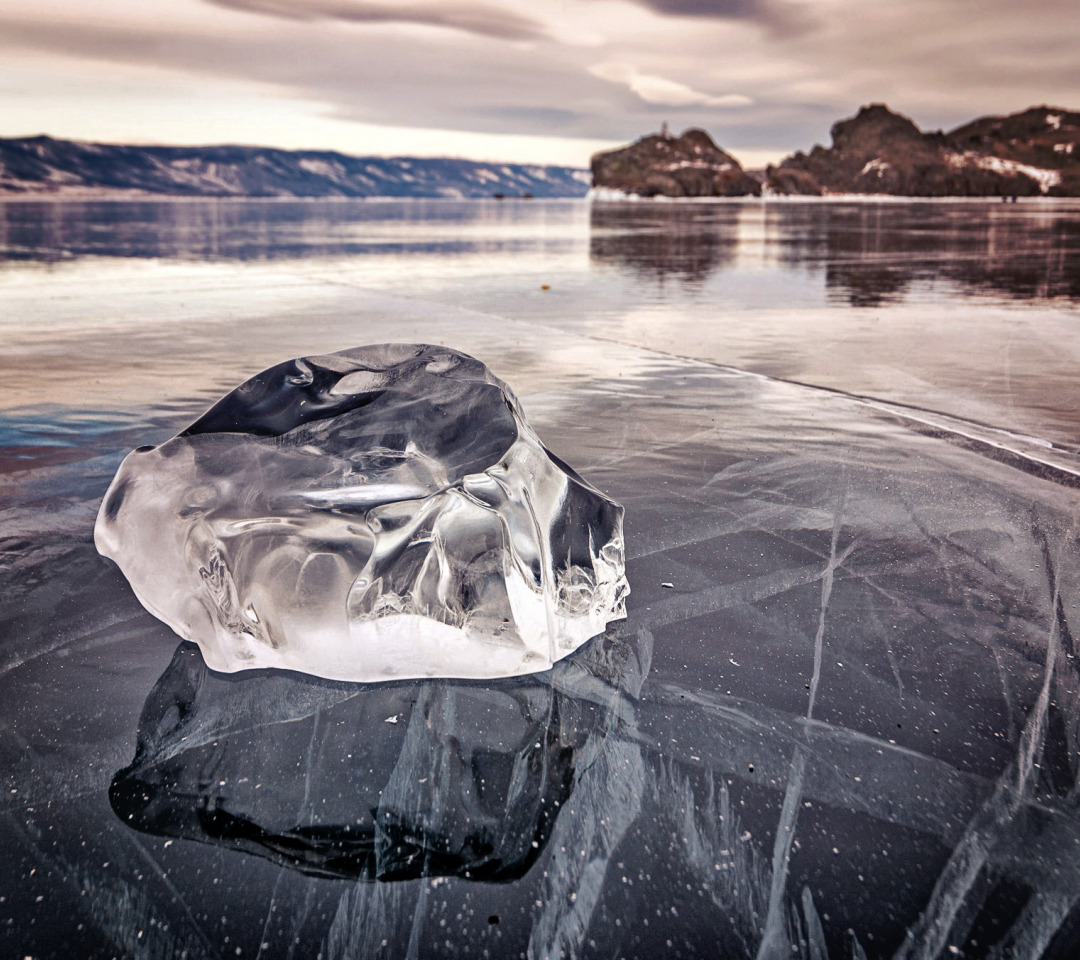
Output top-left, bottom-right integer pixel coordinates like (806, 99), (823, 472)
(94, 344), (628, 681)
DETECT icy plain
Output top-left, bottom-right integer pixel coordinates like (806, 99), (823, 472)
(5, 198), (1080, 960)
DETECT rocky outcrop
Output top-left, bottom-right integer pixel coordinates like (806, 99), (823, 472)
(590, 128), (761, 198)
(767, 104), (1080, 197)
(0, 136), (591, 199)
(946, 106), (1080, 196)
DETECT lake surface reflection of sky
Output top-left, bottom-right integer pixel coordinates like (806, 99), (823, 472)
(3, 198), (1079, 445)
(3, 199), (1080, 960)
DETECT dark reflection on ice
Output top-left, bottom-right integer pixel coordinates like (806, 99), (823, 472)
(589, 200), (1080, 303)
(791, 204), (1080, 305)
(109, 642), (588, 882)
(5, 199), (1078, 306)
(0, 198), (579, 263)
(588, 203), (738, 284)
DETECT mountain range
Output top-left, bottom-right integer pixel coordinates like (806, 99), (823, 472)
(593, 104), (1080, 199)
(0, 136), (591, 199)
(3, 104), (1078, 200)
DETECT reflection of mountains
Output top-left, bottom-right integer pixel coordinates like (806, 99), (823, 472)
(589, 201), (1080, 303)
(809, 203), (1080, 306)
(0, 199), (515, 262)
(589, 203), (738, 284)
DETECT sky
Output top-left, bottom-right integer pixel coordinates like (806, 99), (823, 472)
(1, 0), (1078, 168)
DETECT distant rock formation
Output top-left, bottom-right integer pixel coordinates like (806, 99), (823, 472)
(767, 104), (1080, 197)
(947, 106), (1080, 195)
(590, 128), (761, 199)
(0, 136), (591, 199)
(6, 105), (1079, 201)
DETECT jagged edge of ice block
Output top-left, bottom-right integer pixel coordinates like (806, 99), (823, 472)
(94, 343), (628, 682)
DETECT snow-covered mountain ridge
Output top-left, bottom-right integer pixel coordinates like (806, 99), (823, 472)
(0, 136), (591, 199)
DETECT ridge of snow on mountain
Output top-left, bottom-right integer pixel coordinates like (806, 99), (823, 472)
(0, 136), (591, 199)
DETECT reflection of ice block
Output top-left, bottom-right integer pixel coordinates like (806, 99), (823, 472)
(94, 343), (628, 681)
(109, 643), (583, 882)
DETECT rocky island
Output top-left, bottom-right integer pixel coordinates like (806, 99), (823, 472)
(590, 128), (761, 199)
(769, 103), (1080, 197)
(591, 104), (1080, 199)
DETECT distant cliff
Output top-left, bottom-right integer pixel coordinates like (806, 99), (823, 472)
(0, 136), (591, 199)
(592, 105), (1080, 199)
(590, 128), (761, 198)
(767, 104), (1080, 197)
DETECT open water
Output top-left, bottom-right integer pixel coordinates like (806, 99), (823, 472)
(3, 198), (1080, 960)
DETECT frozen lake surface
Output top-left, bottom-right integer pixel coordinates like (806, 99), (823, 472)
(2, 198), (1080, 959)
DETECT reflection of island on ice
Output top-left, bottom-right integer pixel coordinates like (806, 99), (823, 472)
(589, 200), (1080, 303)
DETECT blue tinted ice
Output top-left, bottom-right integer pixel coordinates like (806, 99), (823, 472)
(94, 344), (628, 681)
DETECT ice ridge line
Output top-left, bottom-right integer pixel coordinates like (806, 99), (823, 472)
(580, 335), (1080, 487)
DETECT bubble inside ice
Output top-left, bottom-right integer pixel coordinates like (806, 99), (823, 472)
(94, 344), (628, 682)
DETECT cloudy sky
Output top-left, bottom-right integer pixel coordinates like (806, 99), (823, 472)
(1, 0), (1077, 167)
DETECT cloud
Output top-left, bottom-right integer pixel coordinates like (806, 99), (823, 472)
(600, 0), (808, 34)
(589, 62), (752, 108)
(1, 0), (1079, 167)
(0, 14), (619, 139)
(618, 0), (765, 16)
(203, 0), (546, 41)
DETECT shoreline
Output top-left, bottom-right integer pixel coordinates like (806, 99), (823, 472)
(586, 188), (1080, 204)
(0, 190), (588, 204)
(2, 189), (1079, 205)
